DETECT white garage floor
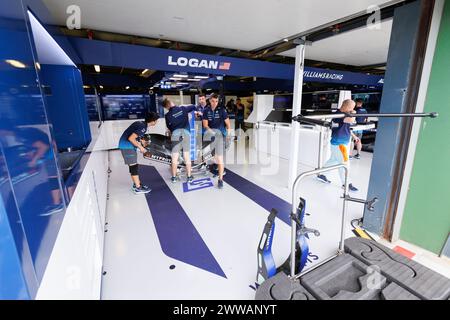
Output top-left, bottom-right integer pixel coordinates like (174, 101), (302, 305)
(100, 144), (375, 299)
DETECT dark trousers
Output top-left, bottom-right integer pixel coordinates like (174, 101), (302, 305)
(235, 120), (245, 132)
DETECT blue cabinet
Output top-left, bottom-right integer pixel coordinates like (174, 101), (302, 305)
(0, 0), (89, 299)
(40, 65), (91, 150)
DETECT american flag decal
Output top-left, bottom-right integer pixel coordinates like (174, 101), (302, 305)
(219, 62), (231, 70)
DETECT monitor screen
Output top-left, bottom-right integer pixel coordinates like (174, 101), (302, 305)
(264, 110), (293, 123)
(102, 95), (149, 120)
(273, 95), (293, 110)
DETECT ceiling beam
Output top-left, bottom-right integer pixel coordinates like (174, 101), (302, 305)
(250, 0), (412, 59)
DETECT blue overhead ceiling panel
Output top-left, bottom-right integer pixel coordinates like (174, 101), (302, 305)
(69, 38), (295, 79)
(68, 37), (384, 86)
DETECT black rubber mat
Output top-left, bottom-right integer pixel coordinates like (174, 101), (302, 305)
(255, 237), (449, 300)
(344, 237), (450, 300)
(300, 254), (387, 300)
(255, 272), (315, 300)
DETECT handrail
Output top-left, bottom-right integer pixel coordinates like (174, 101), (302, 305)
(290, 163), (349, 278)
(294, 112), (438, 121)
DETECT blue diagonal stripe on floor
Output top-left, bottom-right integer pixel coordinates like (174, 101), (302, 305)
(223, 169), (291, 225)
(140, 165), (226, 279)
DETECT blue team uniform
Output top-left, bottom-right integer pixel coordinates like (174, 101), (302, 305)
(330, 111), (352, 146)
(196, 104), (206, 115)
(165, 105), (196, 133)
(118, 121), (148, 150)
(355, 107), (368, 124)
(202, 106), (229, 135)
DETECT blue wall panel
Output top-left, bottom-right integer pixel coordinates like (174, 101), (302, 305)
(0, 196), (30, 300)
(0, 145), (37, 299)
(0, 0), (84, 298)
(72, 67), (92, 145)
(40, 65), (91, 150)
(363, 1), (422, 234)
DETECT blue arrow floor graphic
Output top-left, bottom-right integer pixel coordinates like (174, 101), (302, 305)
(140, 165), (226, 279)
(224, 169), (292, 225)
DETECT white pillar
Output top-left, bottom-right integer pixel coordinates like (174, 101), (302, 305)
(288, 40), (306, 188)
(179, 90), (184, 104)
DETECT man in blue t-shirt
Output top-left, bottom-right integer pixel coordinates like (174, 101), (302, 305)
(119, 112), (159, 194)
(163, 98), (199, 183)
(316, 99), (359, 192)
(195, 93), (208, 120)
(202, 93), (231, 189)
(351, 99), (368, 159)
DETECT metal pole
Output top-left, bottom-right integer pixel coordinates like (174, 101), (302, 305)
(340, 165), (349, 252)
(300, 112), (438, 120)
(290, 209), (297, 278)
(288, 39), (306, 188)
(290, 164), (348, 278)
(317, 127), (323, 169)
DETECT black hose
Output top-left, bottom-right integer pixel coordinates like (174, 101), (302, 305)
(351, 218), (363, 229)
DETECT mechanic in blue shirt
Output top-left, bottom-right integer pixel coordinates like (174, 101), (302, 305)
(316, 99), (359, 192)
(351, 98), (368, 159)
(163, 98), (199, 183)
(195, 93), (208, 120)
(202, 93), (232, 189)
(119, 112), (159, 194)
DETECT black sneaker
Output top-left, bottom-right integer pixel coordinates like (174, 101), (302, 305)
(316, 174), (331, 184)
(212, 169), (226, 177)
(187, 175), (194, 183)
(171, 176), (178, 184)
(218, 179), (224, 189)
(343, 184), (359, 192)
(133, 183), (151, 191)
(354, 154), (361, 159)
(132, 185), (151, 194)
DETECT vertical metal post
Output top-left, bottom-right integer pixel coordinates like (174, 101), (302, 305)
(340, 165), (349, 252)
(317, 127), (324, 169)
(179, 90), (184, 104)
(290, 206), (297, 278)
(288, 38), (306, 188)
(289, 164), (349, 278)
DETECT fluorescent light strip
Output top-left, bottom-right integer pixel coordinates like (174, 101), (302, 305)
(94, 65), (101, 72)
(187, 78), (201, 81)
(173, 74), (188, 78)
(5, 59), (26, 68)
(194, 75), (209, 79)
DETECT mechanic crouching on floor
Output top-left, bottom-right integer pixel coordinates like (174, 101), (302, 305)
(118, 112), (160, 194)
